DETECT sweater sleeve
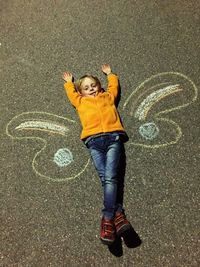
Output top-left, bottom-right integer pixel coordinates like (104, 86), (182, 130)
(107, 74), (119, 100)
(64, 81), (81, 108)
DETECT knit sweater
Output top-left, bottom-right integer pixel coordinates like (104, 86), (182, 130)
(64, 74), (126, 140)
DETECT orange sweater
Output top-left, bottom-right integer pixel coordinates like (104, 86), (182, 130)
(64, 74), (126, 140)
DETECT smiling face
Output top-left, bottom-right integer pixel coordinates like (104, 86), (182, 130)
(79, 77), (101, 97)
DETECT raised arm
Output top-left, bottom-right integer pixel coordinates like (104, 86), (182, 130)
(62, 72), (81, 108)
(101, 64), (119, 99)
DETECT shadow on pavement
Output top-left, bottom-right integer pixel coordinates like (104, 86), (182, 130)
(108, 226), (142, 257)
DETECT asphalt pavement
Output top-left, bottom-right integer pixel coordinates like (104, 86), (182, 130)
(1, 1), (200, 266)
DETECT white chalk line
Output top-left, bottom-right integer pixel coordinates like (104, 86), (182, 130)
(135, 84), (182, 121)
(15, 120), (69, 136)
(129, 82), (172, 116)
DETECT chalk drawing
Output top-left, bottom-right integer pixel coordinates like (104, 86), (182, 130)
(15, 120), (69, 135)
(123, 72), (198, 148)
(53, 148), (74, 167)
(6, 72), (198, 182)
(139, 122), (159, 140)
(6, 112), (90, 182)
(134, 84), (182, 121)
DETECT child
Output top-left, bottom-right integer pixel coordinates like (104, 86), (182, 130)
(62, 64), (132, 245)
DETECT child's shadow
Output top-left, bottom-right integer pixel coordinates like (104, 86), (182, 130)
(108, 227), (142, 257)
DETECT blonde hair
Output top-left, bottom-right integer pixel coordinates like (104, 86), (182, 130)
(76, 75), (101, 92)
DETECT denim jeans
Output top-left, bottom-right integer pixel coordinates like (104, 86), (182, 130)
(86, 132), (125, 220)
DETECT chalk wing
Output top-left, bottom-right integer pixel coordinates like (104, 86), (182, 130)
(6, 112), (90, 182)
(123, 72), (198, 148)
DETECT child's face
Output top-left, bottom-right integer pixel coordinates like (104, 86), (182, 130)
(80, 77), (100, 97)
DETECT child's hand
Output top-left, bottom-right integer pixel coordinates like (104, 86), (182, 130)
(62, 72), (73, 82)
(101, 64), (112, 75)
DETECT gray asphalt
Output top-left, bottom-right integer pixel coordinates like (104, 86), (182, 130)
(1, 1), (200, 266)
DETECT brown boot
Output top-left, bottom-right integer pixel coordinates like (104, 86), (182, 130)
(100, 217), (116, 245)
(114, 212), (132, 236)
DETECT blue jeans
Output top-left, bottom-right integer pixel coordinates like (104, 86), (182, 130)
(86, 133), (125, 220)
